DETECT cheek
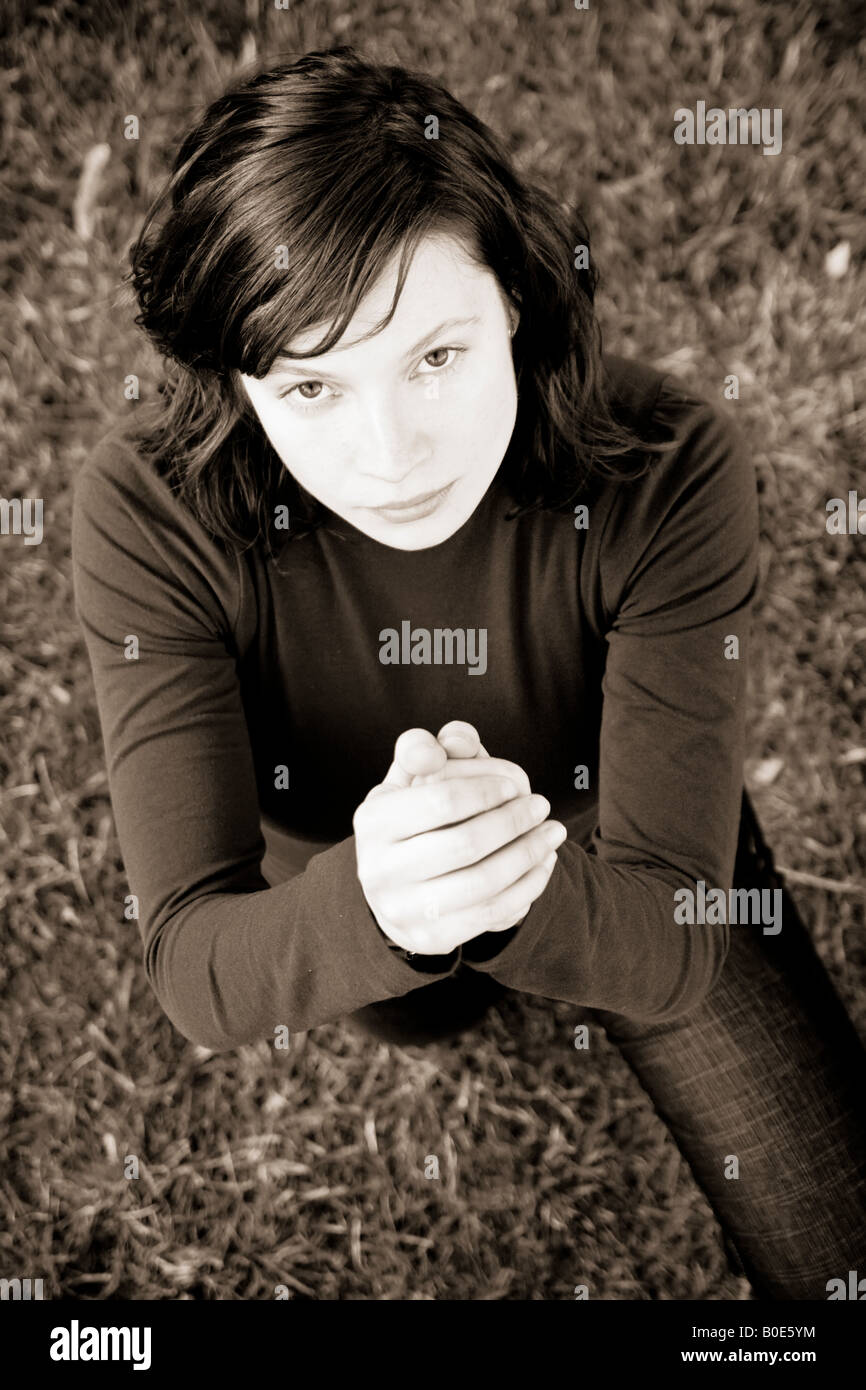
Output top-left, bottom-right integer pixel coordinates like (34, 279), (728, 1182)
(258, 408), (348, 496)
(462, 351), (517, 435)
(258, 404), (321, 462)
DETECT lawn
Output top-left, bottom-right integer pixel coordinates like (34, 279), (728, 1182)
(1, 0), (864, 1299)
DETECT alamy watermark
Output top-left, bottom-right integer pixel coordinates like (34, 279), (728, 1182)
(0, 497), (43, 544)
(826, 491), (866, 534)
(379, 622), (487, 676)
(674, 881), (782, 935)
(49, 1320), (151, 1370)
(1, 1276), (45, 1299)
(674, 102), (782, 156)
(827, 1270), (866, 1299)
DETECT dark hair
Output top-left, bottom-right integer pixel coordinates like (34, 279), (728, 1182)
(127, 45), (673, 558)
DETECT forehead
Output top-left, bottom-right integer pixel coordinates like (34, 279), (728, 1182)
(273, 232), (493, 362)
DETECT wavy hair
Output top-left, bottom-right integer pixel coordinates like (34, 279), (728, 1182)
(126, 45), (674, 558)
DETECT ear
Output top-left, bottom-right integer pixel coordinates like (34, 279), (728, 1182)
(496, 280), (520, 339)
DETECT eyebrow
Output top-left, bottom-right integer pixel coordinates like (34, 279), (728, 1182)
(270, 314), (482, 376)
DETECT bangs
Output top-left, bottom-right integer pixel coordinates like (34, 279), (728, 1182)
(235, 208), (484, 379)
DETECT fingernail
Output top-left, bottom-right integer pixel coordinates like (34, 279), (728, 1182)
(543, 822), (567, 847)
(528, 794), (550, 818)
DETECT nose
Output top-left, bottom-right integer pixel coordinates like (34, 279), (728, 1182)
(356, 386), (430, 484)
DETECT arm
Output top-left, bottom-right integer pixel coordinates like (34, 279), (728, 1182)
(70, 453), (461, 1053)
(460, 394), (761, 1021)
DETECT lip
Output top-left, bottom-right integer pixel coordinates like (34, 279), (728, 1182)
(367, 480), (455, 522)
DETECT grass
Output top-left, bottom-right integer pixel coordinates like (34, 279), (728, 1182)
(1, 0), (864, 1300)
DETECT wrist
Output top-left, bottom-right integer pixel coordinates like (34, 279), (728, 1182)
(461, 918), (525, 963)
(367, 906), (458, 971)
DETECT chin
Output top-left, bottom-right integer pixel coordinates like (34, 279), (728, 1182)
(363, 484), (474, 551)
(371, 519), (457, 551)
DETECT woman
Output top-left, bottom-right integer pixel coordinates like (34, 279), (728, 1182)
(71, 45), (866, 1299)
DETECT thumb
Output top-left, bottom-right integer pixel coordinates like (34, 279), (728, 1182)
(436, 720), (490, 759)
(410, 722), (491, 784)
(375, 728), (448, 794)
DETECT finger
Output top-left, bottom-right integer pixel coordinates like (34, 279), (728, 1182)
(419, 850), (559, 947)
(436, 720), (488, 758)
(396, 728), (448, 776)
(407, 723), (491, 789)
(470, 849), (559, 932)
(407, 819), (566, 919)
(397, 789), (558, 884)
(410, 757), (531, 796)
(364, 769), (524, 840)
(378, 728), (447, 792)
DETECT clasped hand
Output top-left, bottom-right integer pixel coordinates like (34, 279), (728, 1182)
(353, 720), (566, 955)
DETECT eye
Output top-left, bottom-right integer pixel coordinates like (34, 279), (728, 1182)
(276, 379), (334, 406)
(274, 344), (467, 411)
(417, 346), (465, 374)
(422, 347), (451, 369)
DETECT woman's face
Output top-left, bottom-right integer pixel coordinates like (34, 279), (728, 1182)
(239, 232), (519, 551)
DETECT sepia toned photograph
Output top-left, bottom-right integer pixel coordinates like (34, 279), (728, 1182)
(2, 0), (865, 1351)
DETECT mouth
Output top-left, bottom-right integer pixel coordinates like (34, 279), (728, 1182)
(366, 480), (456, 522)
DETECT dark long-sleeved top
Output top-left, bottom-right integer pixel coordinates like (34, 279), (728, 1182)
(70, 355), (760, 1051)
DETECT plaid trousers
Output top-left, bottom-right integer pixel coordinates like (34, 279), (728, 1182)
(348, 790), (866, 1299)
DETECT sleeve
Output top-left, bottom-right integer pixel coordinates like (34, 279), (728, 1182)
(70, 455), (460, 1053)
(460, 394), (760, 1022)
